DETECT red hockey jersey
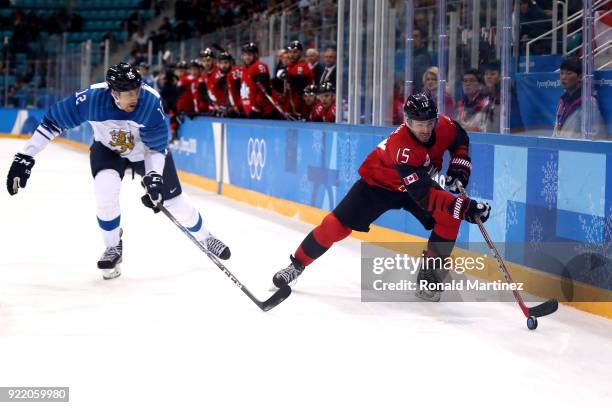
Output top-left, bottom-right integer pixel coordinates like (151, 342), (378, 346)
(309, 102), (336, 123)
(284, 60), (314, 114)
(358, 115), (470, 193)
(176, 74), (198, 113)
(240, 60), (274, 116)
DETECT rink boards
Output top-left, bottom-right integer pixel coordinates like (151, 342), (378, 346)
(1, 108), (611, 318)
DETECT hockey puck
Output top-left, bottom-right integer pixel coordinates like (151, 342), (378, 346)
(527, 316), (538, 330)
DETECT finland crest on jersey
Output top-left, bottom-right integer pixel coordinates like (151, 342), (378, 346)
(90, 120), (146, 161)
(36, 81), (169, 162)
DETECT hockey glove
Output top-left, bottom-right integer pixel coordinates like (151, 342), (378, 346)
(141, 171), (164, 212)
(446, 155), (472, 194)
(6, 153), (35, 196)
(450, 195), (491, 224)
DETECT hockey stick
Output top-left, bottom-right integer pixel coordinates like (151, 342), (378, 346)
(457, 184), (558, 328)
(158, 204), (291, 311)
(255, 82), (297, 121)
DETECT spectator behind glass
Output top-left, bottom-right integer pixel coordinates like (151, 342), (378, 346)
(412, 28), (432, 91)
(319, 48), (337, 87)
(306, 48), (324, 85)
(553, 57), (607, 140)
(519, 0), (552, 55)
(483, 60), (501, 132)
(138, 62), (155, 88)
(454, 69), (494, 132)
(273, 48), (288, 95)
(421, 66), (454, 114)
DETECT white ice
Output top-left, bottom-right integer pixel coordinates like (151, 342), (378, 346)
(0, 138), (611, 408)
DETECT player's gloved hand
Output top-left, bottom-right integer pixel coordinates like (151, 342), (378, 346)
(141, 171), (164, 212)
(6, 153), (35, 196)
(446, 155), (472, 193)
(454, 196), (491, 224)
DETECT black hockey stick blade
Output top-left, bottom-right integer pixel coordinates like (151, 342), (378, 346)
(259, 285), (292, 312)
(528, 298), (559, 317)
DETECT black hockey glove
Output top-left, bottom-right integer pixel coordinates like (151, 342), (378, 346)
(6, 153), (35, 196)
(141, 171), (164, 212)
(446, 155), (472, 194)
(451, 195), (491, 224)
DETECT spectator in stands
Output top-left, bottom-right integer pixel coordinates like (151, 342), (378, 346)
(454, 69), (494, 132)
(132, 29), (149, 56)
(159, 66), (180, 141)
(519, 0), (552, 55)
(319, 48), (336, 87)
(283, 40), (314, 117)
(301, 84), (318, 120)
(138, 62), (155, 88)
(422, 66), (454, 115)
(483, 60), (501, 132)
(310, 82), (336, 123)
(306, 48), (324, 85)
(273, 48), (288, 95)
(553, 57), (607, 140)
(413, 28), (432, 92)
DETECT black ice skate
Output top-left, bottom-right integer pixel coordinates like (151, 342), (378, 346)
(273, 255), (305, 288)
(414, 258), (448, 302)
(202, 235), (231, 260)
(98, 238), (122, 280)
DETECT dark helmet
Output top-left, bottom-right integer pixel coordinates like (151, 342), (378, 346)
(403, 93), (438, 121)
(189, 59), (202, 68)
(176, 60), (188, 69)
(218, 51), (233, 61)
(304, 84), (318, 96)
(200, 47), (216, 60)
(241, 42), (259, 55)
(106, 62), (142, 92)
(138, 61), (150, 70)
(318, 81), (336, 94)
(287, 40), (303, 51)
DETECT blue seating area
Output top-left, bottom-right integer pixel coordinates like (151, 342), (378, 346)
(0, 0), (159, 108)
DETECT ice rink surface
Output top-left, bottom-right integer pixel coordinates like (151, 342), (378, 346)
(1, 138), (611, 407)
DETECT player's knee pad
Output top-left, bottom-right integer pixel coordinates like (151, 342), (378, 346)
(164, 193), (200, 227)
(314, 213), (352, 247)
(94, 169), (121, 220)
(431, 211), (461, 241)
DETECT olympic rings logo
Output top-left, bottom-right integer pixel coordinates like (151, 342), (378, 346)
(247, 137), (266, 180)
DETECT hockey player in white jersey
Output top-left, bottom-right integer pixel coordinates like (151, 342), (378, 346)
(5, 62), (230, 279)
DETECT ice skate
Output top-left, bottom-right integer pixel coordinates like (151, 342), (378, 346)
(98, 238), (122, 280)
(202, 235), (231, 260)
(272, 255), (305, 288)
(414, 260), (448, 302)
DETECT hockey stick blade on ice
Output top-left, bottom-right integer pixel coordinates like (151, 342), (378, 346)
(457, 184), (558, 328)
(158, 204), (291, 311)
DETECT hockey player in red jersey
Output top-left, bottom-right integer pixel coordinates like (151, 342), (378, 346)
(309, 81), (336, 122)
(217, 50), (243, 117)
(283, 40), (314, 115)
(175, 60), (197, 113)
(199, 47), (230, 115)
(240, 42), (277, 119)
(272, 93), (491, 302)
(300, 84), (318, 120)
